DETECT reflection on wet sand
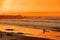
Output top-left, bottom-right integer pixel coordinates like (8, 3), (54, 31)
(0, 24), (60, 40)
(0, 31), (52, 40)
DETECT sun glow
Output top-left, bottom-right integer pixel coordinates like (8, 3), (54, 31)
(0, 0), (60, 16)
(1, 0), (13, 12)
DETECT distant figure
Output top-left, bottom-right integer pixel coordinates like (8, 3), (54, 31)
(0, 33), (2, 38)
(43, 28), (45, 34)
(1, 33), (2, 38)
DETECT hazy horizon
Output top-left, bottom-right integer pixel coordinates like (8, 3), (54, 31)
(0, 0), (60, 16)
(0, 12), (60, 17)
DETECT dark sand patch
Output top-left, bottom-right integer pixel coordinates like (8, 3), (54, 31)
(0, 31), (52, 40)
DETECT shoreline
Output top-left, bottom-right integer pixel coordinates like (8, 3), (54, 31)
(0, 24), (60, 40)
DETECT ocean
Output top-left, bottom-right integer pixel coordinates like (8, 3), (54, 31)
(0, 19), (60, 30)
(0, 19), (60, 40)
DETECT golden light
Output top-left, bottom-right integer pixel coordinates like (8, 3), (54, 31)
(0, 0), (60, 16)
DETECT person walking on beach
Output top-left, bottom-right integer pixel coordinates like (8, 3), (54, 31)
(43, 28), (45, 34)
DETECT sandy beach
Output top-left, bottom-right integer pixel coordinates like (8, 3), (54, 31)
(0, 24), (60, 40)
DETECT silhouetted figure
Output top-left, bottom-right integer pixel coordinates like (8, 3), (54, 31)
(43, 28), (45, 34)
(0, 33), (2, 38)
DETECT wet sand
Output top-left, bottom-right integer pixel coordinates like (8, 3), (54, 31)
(0, 24), (60, 40)
(0, 31), (52, 40)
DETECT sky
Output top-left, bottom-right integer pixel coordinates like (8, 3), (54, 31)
(0, 0), (60, 16)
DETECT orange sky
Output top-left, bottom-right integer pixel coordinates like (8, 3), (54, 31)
(20, 12), (60, 16)
(0, 0), (60, 16)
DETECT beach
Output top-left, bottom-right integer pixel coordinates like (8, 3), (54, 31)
(0, 24), (60, 40)
(0, 19), (60, 40)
